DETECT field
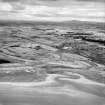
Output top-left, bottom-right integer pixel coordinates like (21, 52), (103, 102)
(0, 21), (105, 105)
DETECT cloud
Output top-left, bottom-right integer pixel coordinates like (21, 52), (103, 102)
(11, 3), (25, 10)
(1, 0), (20, 2)
(0, 2), (12, 11)
(76, 0), (105, 2)
(0, 0), (104, 22)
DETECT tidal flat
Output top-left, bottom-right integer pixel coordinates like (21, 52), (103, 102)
(0, 21), (105, 105)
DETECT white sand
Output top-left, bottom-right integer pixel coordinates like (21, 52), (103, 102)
(60, 72), (105, 86)
(48, 60), (90, 68)
(0, 74), (59, 87)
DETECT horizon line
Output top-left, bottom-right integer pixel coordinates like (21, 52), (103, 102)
(0, 19), (104, 24)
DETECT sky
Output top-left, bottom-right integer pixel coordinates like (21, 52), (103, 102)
(0, 0), (105, 22)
